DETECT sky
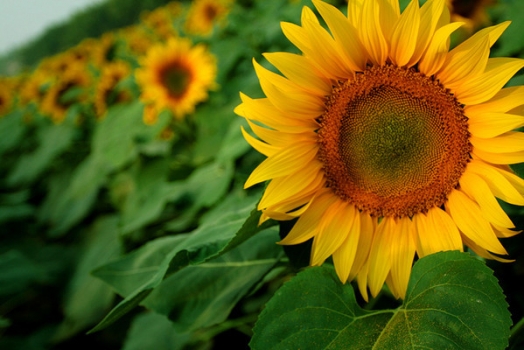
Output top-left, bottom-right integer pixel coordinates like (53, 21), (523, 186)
(0, 0), (105, 55)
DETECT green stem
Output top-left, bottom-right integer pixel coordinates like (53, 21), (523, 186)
(510, 317), (524, 339)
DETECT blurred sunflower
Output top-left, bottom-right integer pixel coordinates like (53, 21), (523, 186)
(141, 4), (181, 40)
(91, 32), (118, 67)
(135, 37), (217, 120)
(0, 79), (14, 116)
(447, 0), (496, 31)
(184, 0), (232, 36)
(119, 26), (156, 56)
(94, 60), (132, 118)
(18, 69), (52, 107)
(40, 63), (92, 123)
(236, 0), (524, 300)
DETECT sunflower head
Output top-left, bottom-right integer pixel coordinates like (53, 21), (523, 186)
(447, 0), (497, 32)
(94, 60), (132, 118)
(236, 0), (524, 300)
(135, 37), (217, 120)
(184, 0), (232, 37)
(40, 62), (92, 123)
(0, 80), (13, 116)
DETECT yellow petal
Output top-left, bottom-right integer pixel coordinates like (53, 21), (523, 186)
(389, 217), (415, 299)
(237, 94), (319, 132)
(436, 21), (509, 84)
(418, 22), (464, 76)
(471, 132), (524, 153)
(332, 204), (361, 283)
(311, 201), (356, 266)
(348, 212), (375, 281)
(379, 0), (400, 43)
(258, 159), (324, 210)
(281, 22), (311, 54)
(408, 0), (446, 66)
(462, 235), (513, 263)
(459, 171), (514, 228)
(390, 0), (420, 67)
(466, 86), (524, 115)
(446, 190), (508, 255)
(278, 189), (338, 245)
(473, 148), (524, 165)
(253, 59), (325, 116)
(467, 160), (524, 206)
(360, 0), (388, 65)
(493, 224), (521, 238)
(437, 33), (490, 87)
(263, 52), (331, 95)
(455, 58), (524, 106)
(368, 217), (395, 298)
(244, 140), (317, 188)
(312, 0), (366, 71)
(357, 260), (370, 302)
(347, 0), (364, 28)
(245, 119), (316, 148)
(240, 126), (278, 157)
(262, 189), (318, 222)
(414, 207), (463, 258)
(468, 112), (524, 138)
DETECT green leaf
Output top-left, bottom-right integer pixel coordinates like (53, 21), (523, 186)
(0, 250), (45, 297)
(118, 158), (173, 234)
(90, 194), (275, 333)
(0, 110), (26, 157)
(53, 216), (122, 341)
(251, 251), (511, 350)
(91, 101), (169, 171)
(7, 119), (75, 186)
(216, 117), (251, 163)
(492, 0), (524, 56)
(37, 154), (106, 237)
(122, 312), (191, 350)
(143, 228), (283, 332)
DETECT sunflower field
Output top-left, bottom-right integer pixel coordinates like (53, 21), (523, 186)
(2, 0), (524, 349)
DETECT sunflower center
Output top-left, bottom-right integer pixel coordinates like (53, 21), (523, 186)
(161, 63), (191, 98)
(318, 64), (471, 218)
(204, 4), (218, 21)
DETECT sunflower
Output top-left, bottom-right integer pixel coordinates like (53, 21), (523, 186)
(235, 0), (524, 301)
(447, 0), (496, 31)
(40, 62), (92, 123)
(140, 4), (181, 40)
(135, 37), (217, 120)
(119, 26), (156, 56)
(94, 60), (132, 118)
(184, 0), (232, 37)
(0, 79), (14, 116)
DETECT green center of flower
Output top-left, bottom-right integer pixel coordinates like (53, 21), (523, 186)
(161, 64), (192, 98)
(319, 65), (471, 218)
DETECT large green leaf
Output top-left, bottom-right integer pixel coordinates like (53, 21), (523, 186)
(7, 120), (75, 186)
(118, 158), (174, 234)
(0, 110), (26, 157)
(122, 312), (192, 350)
(0, 250), (45, 298)
(492, 0), (524, 57)
(37, 154), (106, 237)
(143, 228), (283, 332)
(53, 216), (122, 341)
(89, 194), (275, 333)
(251, 251), (511, 350)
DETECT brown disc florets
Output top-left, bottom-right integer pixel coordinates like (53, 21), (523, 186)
(318, 64), (471, 218)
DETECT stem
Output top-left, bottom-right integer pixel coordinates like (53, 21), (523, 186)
(510, 317), (524, 339)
